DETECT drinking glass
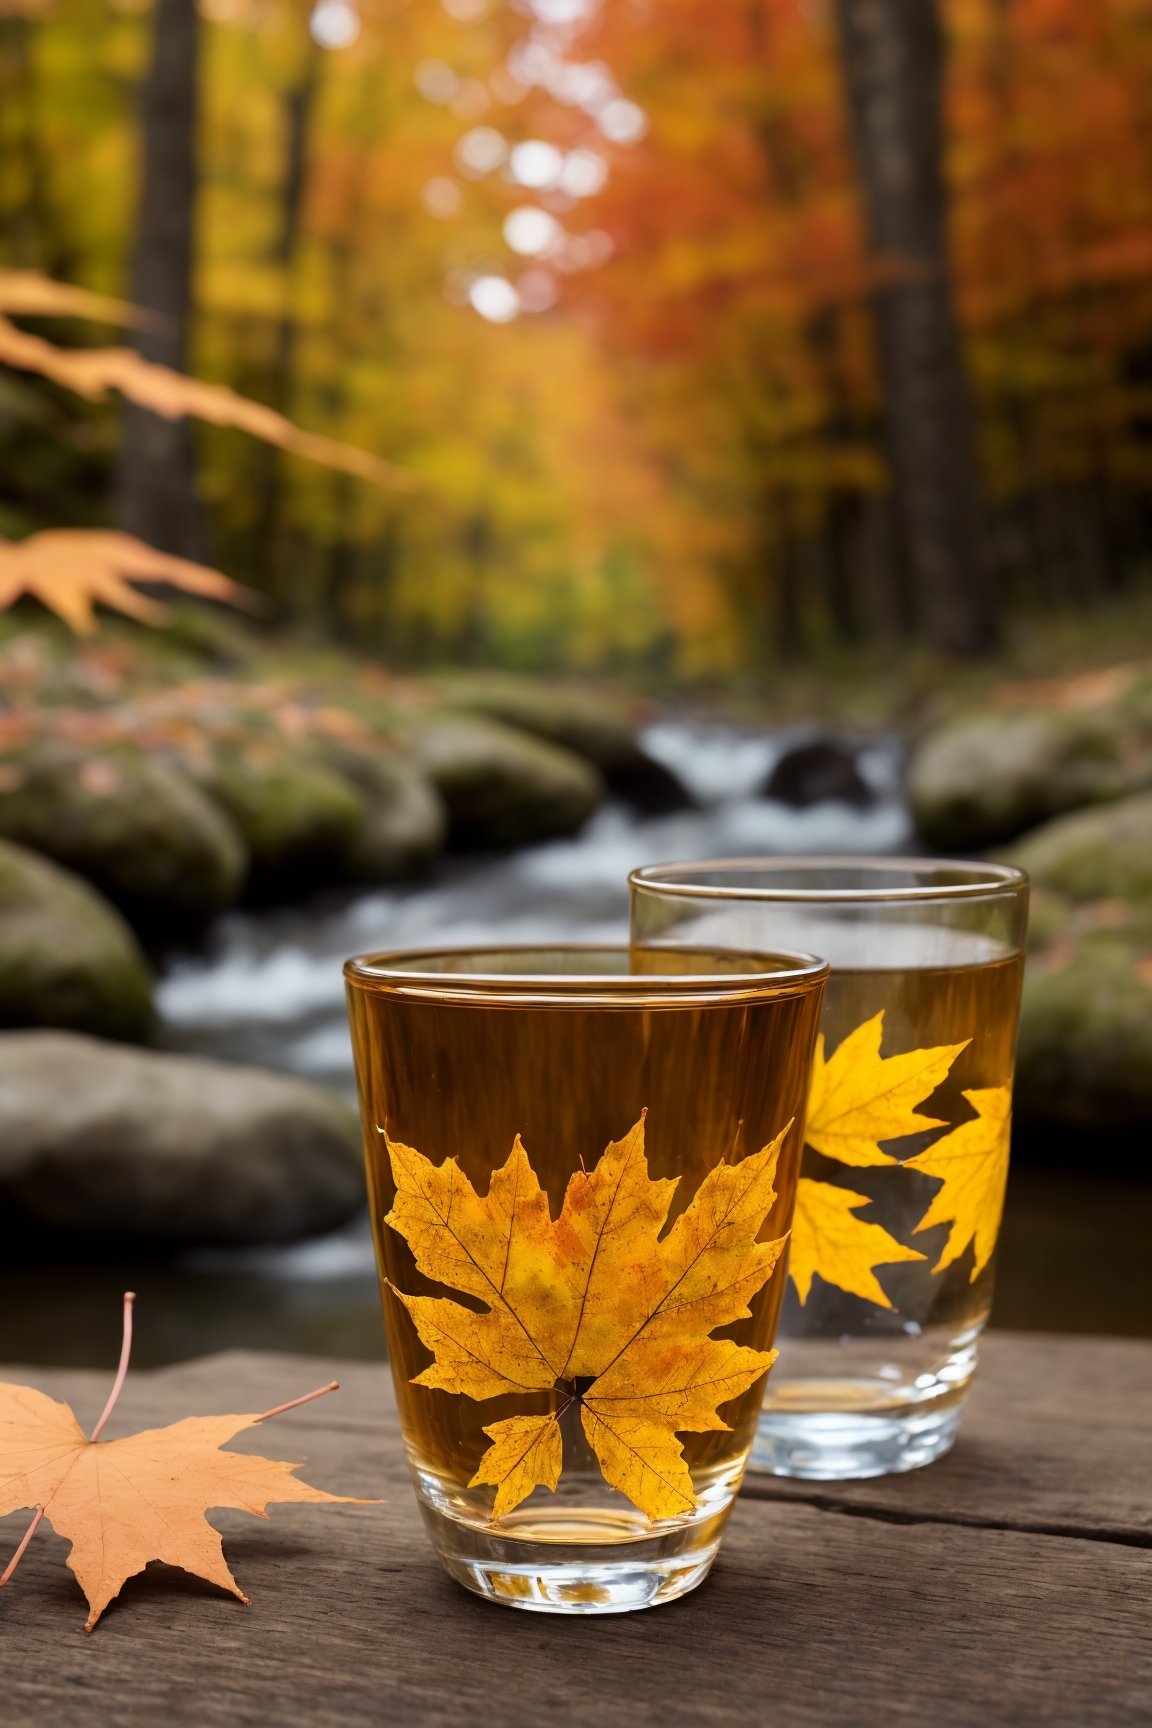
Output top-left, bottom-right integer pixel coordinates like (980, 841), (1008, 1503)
(629, 861), (1028, 1481)
(345, 943), (827, 1612)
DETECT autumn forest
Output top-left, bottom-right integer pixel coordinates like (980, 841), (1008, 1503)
(3, 0), (1152, 677)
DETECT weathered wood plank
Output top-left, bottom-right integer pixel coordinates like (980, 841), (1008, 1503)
(1, 1336), (1149, 1728)
(11, 1330), (1147, 1542)
(743, 1331), (1152, 1544)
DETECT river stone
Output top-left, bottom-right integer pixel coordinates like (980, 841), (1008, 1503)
(427, 674), (688, 811)
(0, 840), (153, 1040)
(0, 741), (246, 928)
(907, 707), (1138, 850)
(1001, 792), (1152, 904)
(192, 744), (365, 897)
(762, 735), (873, 808)
(0, 1033), (365, 1247)
(1016, 945), (1152, 1129)
(404, 710), (604, 846)
(328, 748), (447, 881)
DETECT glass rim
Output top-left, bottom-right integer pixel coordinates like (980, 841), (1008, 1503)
(629, 854), (1029, 905)
(344, 941), (829, 1007)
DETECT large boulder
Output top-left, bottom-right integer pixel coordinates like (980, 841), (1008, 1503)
(0, 741), (245, 928)
(1016, 944), (1152, 1130)
(191, 743), (365, 898)
(907, 707), (1143, 850)
(1002, 792), (1152, 904)
(404, 710), (605, 847)
(428, 673), (688, 811)
(0, 840), (153, 1041)
(325, 747), (447, 882)
(0, 1033), (365, 1247)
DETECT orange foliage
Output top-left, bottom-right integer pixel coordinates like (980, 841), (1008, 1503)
(0, 530), (257, 633)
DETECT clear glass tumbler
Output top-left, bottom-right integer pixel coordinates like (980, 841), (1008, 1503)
(345, 943), (827, 1612)
(629, 861), (1029, 1481)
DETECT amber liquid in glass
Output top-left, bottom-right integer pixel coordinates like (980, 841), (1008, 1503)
(766, 950), (1025, 1420)
(347, 956), (821, 1540)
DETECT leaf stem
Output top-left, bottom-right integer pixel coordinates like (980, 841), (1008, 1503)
(256, 1382), (340, 1423)
(0, 1508), (44, 1589)
(89, 1291), (136, 1442)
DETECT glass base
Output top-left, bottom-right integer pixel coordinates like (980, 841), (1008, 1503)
(420, 1501), (724, 1615)
(750, 1402), (962, 1479)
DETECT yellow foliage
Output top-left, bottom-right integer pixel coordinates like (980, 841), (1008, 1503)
(384, 1113), (789, 1521)
(805, 1011), (969, 1168)
(906, 1087), (1013, 1281)
(789, 1178), (925, 1309)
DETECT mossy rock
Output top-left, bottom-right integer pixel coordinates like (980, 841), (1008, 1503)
(427, 674), (687, 811)
(0, 742), (245, 930)
(318, 742), (446, 881)
(1017, 942), (1152, 1129)
(193, 744), (365, 897)
(1001, 792), (1152, 904)
(0, 839), (153, 1041)
(403, 710), (604, 847)
(907, 706), (1148, 850)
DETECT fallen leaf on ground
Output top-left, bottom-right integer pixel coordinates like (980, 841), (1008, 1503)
(789, 1178), (926, 1308)
(384, 1112), (790, 1521)
(906, 1086), (1013, 1280)
(0, 1295), (372, 1629)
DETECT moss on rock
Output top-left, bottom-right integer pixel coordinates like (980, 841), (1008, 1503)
(0, 742), (246, 928)
(193, 744), (365, 897)
(403, 710), (604, 847)
(0, 839), (153, 1040)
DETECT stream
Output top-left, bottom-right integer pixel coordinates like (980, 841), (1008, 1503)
(7, 721), (1149, 1367)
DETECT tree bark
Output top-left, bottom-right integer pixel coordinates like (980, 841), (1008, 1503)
(252, 42), (323, 583)
(833, 0), (997, 653)
(114, 0), (202, 557)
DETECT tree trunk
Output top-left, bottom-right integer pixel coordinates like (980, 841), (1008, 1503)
(252, 42), (323, 586)
(833, 0), (997, 654)
(114, 0), (202, 557)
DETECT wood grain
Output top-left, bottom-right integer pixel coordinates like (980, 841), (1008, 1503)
(1, 1334), (1149, 1728)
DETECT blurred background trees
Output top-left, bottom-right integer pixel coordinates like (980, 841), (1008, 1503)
(2, 0), (1152, 677)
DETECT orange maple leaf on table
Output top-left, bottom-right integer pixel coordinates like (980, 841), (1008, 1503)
(384, 1111), (790, 1522)
(0, 530), (259, 633)
(790, 1011), (969, 1306)
(0, 1294), (372, 1630)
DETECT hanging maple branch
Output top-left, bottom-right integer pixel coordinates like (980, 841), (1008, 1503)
(0, 1291), (372, 1630)
(0, 529), (261, 632)
(0, 313), (419, 490)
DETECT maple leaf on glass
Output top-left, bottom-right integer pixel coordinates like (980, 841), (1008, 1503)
(906, 1086), (1013, 1281)
(789, 1010), (968, 1305)
(0, 1294), (371, 1630)
(0, 530), (259, 634)
(804, 1011), (969, 1168)
(789, 1179), (925, 1309)
(384, 1112), (790, 1522)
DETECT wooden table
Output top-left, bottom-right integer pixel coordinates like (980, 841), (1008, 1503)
(2, 1333), (1148, 1727)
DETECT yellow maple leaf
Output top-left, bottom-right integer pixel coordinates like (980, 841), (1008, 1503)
(905, 1087), (1013, 1280)
(804, 1011), (970, 1167)
(789, 1178), (926, 1309)
(384, 1112), (789, 1522)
